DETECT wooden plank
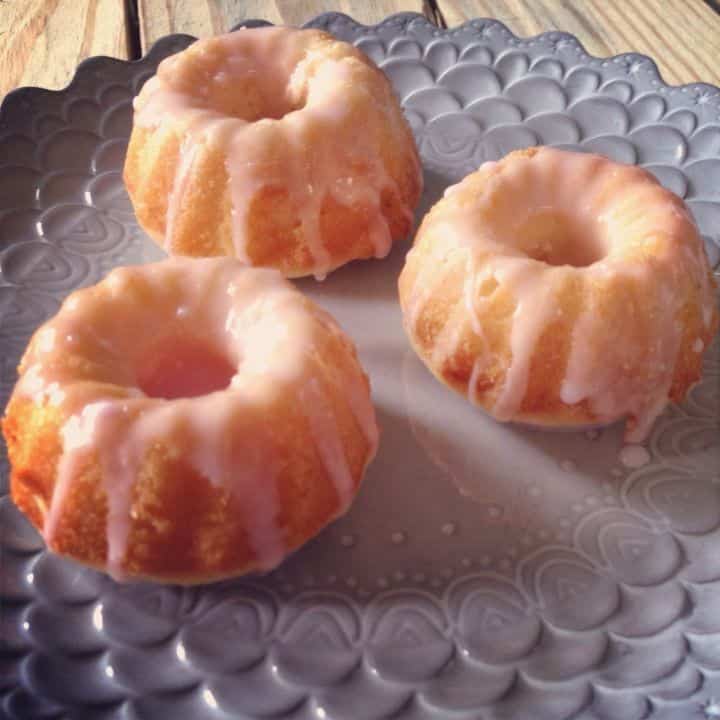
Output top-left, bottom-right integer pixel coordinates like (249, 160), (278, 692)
(138, 0), (425, 51)
(436, 0), (720, 85)
(0, 0), (130, 98)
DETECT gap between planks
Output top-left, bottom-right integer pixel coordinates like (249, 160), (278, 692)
(124, 0), (449, 58)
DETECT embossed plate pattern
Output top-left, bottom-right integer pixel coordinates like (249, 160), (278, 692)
(1, 12), (720, 720)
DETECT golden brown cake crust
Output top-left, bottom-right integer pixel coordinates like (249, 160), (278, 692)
(399, 147), (719, 439)
(3, 258), (379, 584)
(124, 27), (422, 278)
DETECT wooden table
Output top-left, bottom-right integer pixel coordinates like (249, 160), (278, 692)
(1, 1), (719, 98)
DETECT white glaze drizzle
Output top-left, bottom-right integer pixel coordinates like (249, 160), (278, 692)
(184, 398), (286, 571)
(342, 367), (380, 456)
(404, 147), (718, 440)
(490, 260), (560, 420)
(559, 262), (684, 441)
(15, 258), (376, 578)
(301, 378), (355, 512)
(133, 27), (413, 278)
(164, 138), (200, 251)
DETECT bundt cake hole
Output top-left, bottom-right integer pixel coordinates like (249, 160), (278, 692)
(477, 276), (500, 297)
(514, 209), (607, 268)
(205, 78), (304, 121)
(202, 54), (306, 122)
(137, 334), (236, 400)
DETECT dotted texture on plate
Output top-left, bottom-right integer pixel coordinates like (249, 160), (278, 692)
(1, 12), (720, 720)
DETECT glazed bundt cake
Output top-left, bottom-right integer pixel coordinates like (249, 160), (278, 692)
(399, 147), (718, 440)
(124, 26), (422, 279)
(3, 257), (379, 582)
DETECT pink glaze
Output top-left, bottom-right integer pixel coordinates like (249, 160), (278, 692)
(164, 139), (200, 250)
(133, 27), (413, 278)
(404, 147), (717, 440)
(15, 258), (377, 578)
(137, 334), (236, 399)
(490, 259), (561, 421)
(301, 379), (355, 512)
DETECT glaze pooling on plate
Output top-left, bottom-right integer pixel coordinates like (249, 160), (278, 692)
(1, 12), (720, 719)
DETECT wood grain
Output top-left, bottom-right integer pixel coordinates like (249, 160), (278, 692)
(3, 1), (717, 99)
(0, 0), (130, 98)
(138, 0), (425, 51)
(436, 0), (720, 85)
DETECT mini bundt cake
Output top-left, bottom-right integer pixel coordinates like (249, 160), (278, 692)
(399, 147), (719, 441)
(2, 257), (379, 583)
(124, 26), (423, 279)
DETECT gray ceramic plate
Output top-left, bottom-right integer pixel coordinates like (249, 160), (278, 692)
(1, 12), (720, 720)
